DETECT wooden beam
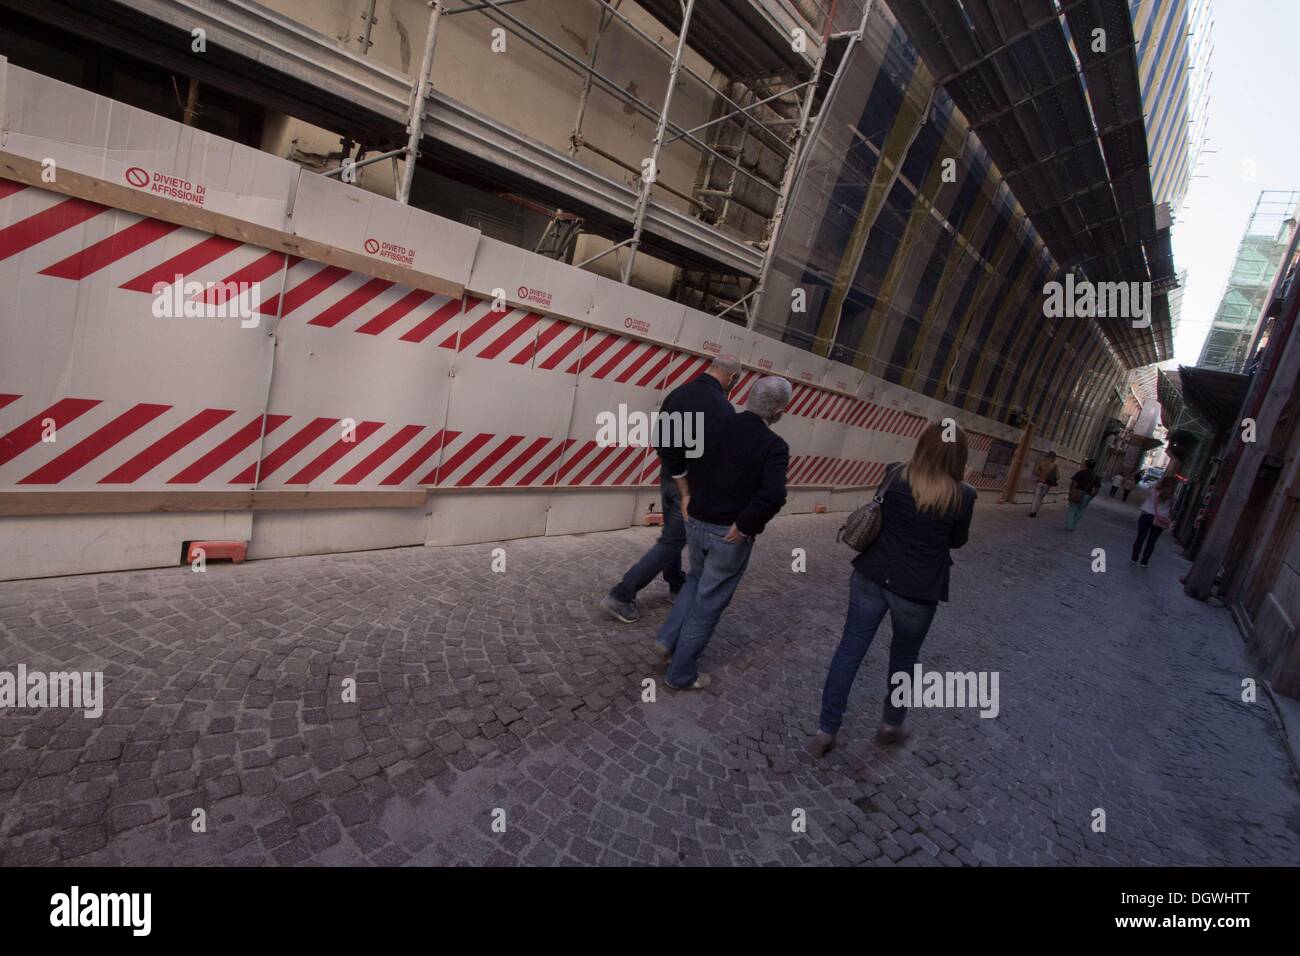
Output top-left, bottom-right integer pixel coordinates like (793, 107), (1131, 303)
(0, 151), (464, 301)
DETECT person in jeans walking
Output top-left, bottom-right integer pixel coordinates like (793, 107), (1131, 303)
(1028, 451), (1058, 516)
(654, 376), (790, 690)
(1131, 475), (1177, 566)
(1064, 458), (1102, 531)
(600, 355), (740, 623)
(808, 422), (976, 756)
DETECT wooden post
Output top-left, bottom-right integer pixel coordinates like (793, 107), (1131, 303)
(1001, 420), (1035, 503)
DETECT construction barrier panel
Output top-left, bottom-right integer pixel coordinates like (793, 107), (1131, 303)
(0, 61), (1033, 580)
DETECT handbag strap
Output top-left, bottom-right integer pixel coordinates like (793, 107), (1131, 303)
(874, 463), (901, 502)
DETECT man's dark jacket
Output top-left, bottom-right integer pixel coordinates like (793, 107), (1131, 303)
(853, 463), (976, 604)
(684, 410), (789, 536)
(656, 373), (734, 480)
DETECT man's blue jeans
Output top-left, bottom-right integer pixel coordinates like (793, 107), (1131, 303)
(818, 571), (937, 733)
(656, 517), (753, 688)
(611, 477), (687, 602)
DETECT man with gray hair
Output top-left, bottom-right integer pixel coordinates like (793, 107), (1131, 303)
(600, 354), (741, 623)
(655, 375), (791, 690)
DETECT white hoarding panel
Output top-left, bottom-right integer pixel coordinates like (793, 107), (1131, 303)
(786, 350), (834, 390)
(674, 306), (722, 357)
(0, 180), (281, 490)
(422, 294), (584, 490)
(717, 320), (749, 360)
(744, 333), (797, 378)
(254, 258), (464, 490)
(2, 65), (296, 231)
(825, 361), (866, 397)
(466, 235), (597, 322)
(587, 275), (685, 345)
(290, 172), (478, 288)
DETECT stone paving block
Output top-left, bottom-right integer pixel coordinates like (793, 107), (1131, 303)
(0, 507), (1297, 867)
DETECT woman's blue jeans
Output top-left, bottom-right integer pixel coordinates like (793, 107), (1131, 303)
(818, 571), (937, 734)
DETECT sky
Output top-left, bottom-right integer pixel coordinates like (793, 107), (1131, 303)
(1169, 0), (1300, 365)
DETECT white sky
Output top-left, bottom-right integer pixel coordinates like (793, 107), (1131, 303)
(1169, 0), (1300, 365)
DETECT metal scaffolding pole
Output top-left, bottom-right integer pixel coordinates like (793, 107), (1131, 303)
(620, 0), (696, 284)
(397, 1), (444, 205)
(587, 0), (799, 157)
(534, 0), (622, 258)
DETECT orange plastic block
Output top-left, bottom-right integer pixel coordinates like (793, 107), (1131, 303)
(187, 540), (247, 564)
(643, 512), (665, 526)
(814, 504), (828, 513)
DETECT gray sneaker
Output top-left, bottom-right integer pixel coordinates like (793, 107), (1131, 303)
(600, 593), (640, 623)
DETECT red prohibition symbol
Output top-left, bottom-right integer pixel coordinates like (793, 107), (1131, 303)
(125, 166), (150, 188)
(364, 238), (381, 254)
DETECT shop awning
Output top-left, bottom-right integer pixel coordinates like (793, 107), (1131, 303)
(1177, 365), (1251, 430)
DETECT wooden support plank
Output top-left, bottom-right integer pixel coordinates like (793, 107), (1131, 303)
(0, 151), (464, 301)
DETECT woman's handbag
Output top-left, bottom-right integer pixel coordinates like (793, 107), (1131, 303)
(837, 465), (899, 551)
(1067, 484), (1083, 504)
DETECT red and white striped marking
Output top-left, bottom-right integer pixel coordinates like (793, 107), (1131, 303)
(0, 394), (664, 490)
(786, 456), (889, 488)
(730, 369), (930, 439)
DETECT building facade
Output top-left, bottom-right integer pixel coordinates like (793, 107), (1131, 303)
(1130, 0), (1214, 221)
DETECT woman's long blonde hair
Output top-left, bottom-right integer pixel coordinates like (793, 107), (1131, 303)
(904, 421), (969, 515)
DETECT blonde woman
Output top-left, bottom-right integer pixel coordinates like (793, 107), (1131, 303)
(809, 422), (977, 756)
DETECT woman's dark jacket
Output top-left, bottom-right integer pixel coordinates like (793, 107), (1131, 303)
(852, 463), (977, 604)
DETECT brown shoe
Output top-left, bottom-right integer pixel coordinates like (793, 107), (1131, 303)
(806, 731), (836, 758)
(874, 722), (911, 746)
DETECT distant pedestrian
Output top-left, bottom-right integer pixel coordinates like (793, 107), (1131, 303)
(655, 376), (791, 690)
(1109, 473), (1123, 497)
(600, 355), (740, 623)
(1131, 475), (1178, 567)
(1121, 474), (1136, 501)
(1065, 458), (1102, 531)
(809, 421), (976, 756)
(1028, 451), (1058, 517)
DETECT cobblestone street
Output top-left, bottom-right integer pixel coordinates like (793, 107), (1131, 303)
(2, 492), (1298, 867)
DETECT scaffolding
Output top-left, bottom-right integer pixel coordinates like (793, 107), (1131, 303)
(1, 0), (878, 328)
(1197, 189), (1300, 374)
(420, 0), (866, 325)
